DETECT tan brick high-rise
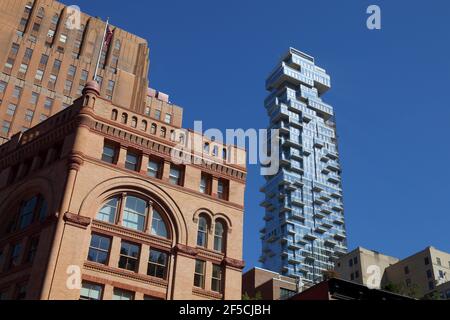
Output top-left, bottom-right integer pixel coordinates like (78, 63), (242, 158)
(0, 0), (150, 143)
(0, 0), (247, 301)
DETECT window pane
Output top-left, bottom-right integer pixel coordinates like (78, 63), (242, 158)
(88, 234), (111, 265)
(96, 198), (118, 223)
(151, 210), (168, 238)
(122, 196), (147, 231)
(148, 249), (168, 279)
(112, 289), (134, 300)
(80, 282), (103, 300)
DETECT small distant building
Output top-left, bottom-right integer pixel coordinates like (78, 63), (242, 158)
(334, 247), (399, 289)
(242, 267), (304, 300)
(334, 246), (450, 299)
(289, 278), (414, 301)
(383, 246), (450, 298)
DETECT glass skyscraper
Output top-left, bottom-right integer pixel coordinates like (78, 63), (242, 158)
(259, 48), (347, 285)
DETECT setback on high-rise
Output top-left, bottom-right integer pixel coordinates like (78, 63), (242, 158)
(260, 48), (347, 285)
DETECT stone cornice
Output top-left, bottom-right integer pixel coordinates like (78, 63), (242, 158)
(222, 257), (245, 270)
(173, 244), (199, 257)
(63, 212), (91, 229)
(90, 120), (247, 183)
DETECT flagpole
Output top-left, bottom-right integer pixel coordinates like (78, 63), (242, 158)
(93, 17), (109, 81)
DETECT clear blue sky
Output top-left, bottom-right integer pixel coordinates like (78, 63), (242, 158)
(64, 0), (450, 266)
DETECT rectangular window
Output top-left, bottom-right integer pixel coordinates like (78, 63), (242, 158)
(2, 120), (11, 135)
(39, 114), (47, 122)
(44, 97), (53, 110)
(64, 80), (73, 92)
(25, 236), (39, 263)
(35, 69), (44, 81)
(280, 288), (296, 300)
(87, 234), (111, 265)
(350, 273), (355, 281)
(48, 74), (57, 86)
(217, 179), (229, 200)
(80, 282), (103, 300)
(11, 43), (20, 55)
(112, 288), (134, 300)
(32, 23), (40, 32)
(4, 58), (14, 69)
(47, 29), (55, 37)
(426, 269), (433, 279)
(437, 257), (442, 266)
(125, 152), (139, 171)
(194, 260), (206, 288)
(200, 173), (212, 194)
(164, 113), (172, 124)
(40, 54), (49, 65)
(30, 92), (39, 105)
(68, 65), (76, 77)
(0, 81), (6, 93)
(59, 34), (68, 43)
(6, 104), (17, 116)
(107, 80), (115, 92)
(24, 48), (33, 60)
(211, 264), (223, 293)
(147, 160), (161, 178)
(439, 270), (445, 279)
(424, 257), (430, 265)
(8, 243), (22, 269)
(404, 266), (410, 275)
(169, 166), (182, 186)
(147, 249), (168, 279)
(19, 63), (28, 74)
(80, 70), (88, 81)
(154, 109), (161, 120)
(53, 59), (61, 71)
(119, 241), (140, 272)
(101, 143), (117, 164)
(122, 196), (147, 231)
(12, 86), (22, 98)
(95, 75), (103, 88)
(353, 256), (358, 265)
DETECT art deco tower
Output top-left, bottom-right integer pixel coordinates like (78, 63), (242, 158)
(260, 48), (347, 285)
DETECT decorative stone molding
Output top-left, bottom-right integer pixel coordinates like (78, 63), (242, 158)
(173, 244), (198, 257)
(63, 212), (91, 229)
(68, 152), (84, 171)
(222, 257), (245, 270)
(192, 287), (223, 300)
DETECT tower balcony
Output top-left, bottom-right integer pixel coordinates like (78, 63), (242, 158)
(332, 204), (344, 212)
(304, 234), (317, 241)
(327, 162), (340, 172)
(291, 197), (305, 207)
(324, 238), (337, 247)
(334, 231), (346, 241)
(315, 225), (327, 234)
(328, 175), (341, 184)
(308, 97), (334, 118)
(333, 217), (345, 225)
(266, 63), (315, 91)
(291, 212), (305, 222)
(326, 150), (339, 160)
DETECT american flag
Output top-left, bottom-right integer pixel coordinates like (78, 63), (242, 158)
(104, 26), (113, 48)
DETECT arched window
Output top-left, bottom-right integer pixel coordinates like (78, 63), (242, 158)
(131, 116), (137, 128)
(121, 113), (128, 124)
(179, 133), (185, 145)
(170, 130), (175, 141)
(197, 215), (209, 248)
(37, 7), (45, 18)
(141, 120), (148, 131)
(96, 197), (118, 224)
(95, 194), (170, 239)
(11, 194), (48, 232)
(222, 148), (227, 160)
(151, 210), (168, 238)
(160, 127), (166, 138)
(204, 142), (210, 154)
(151, 123), (157, 135)
(214, 220), (226, 253)
(111, 109), (118, 121)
